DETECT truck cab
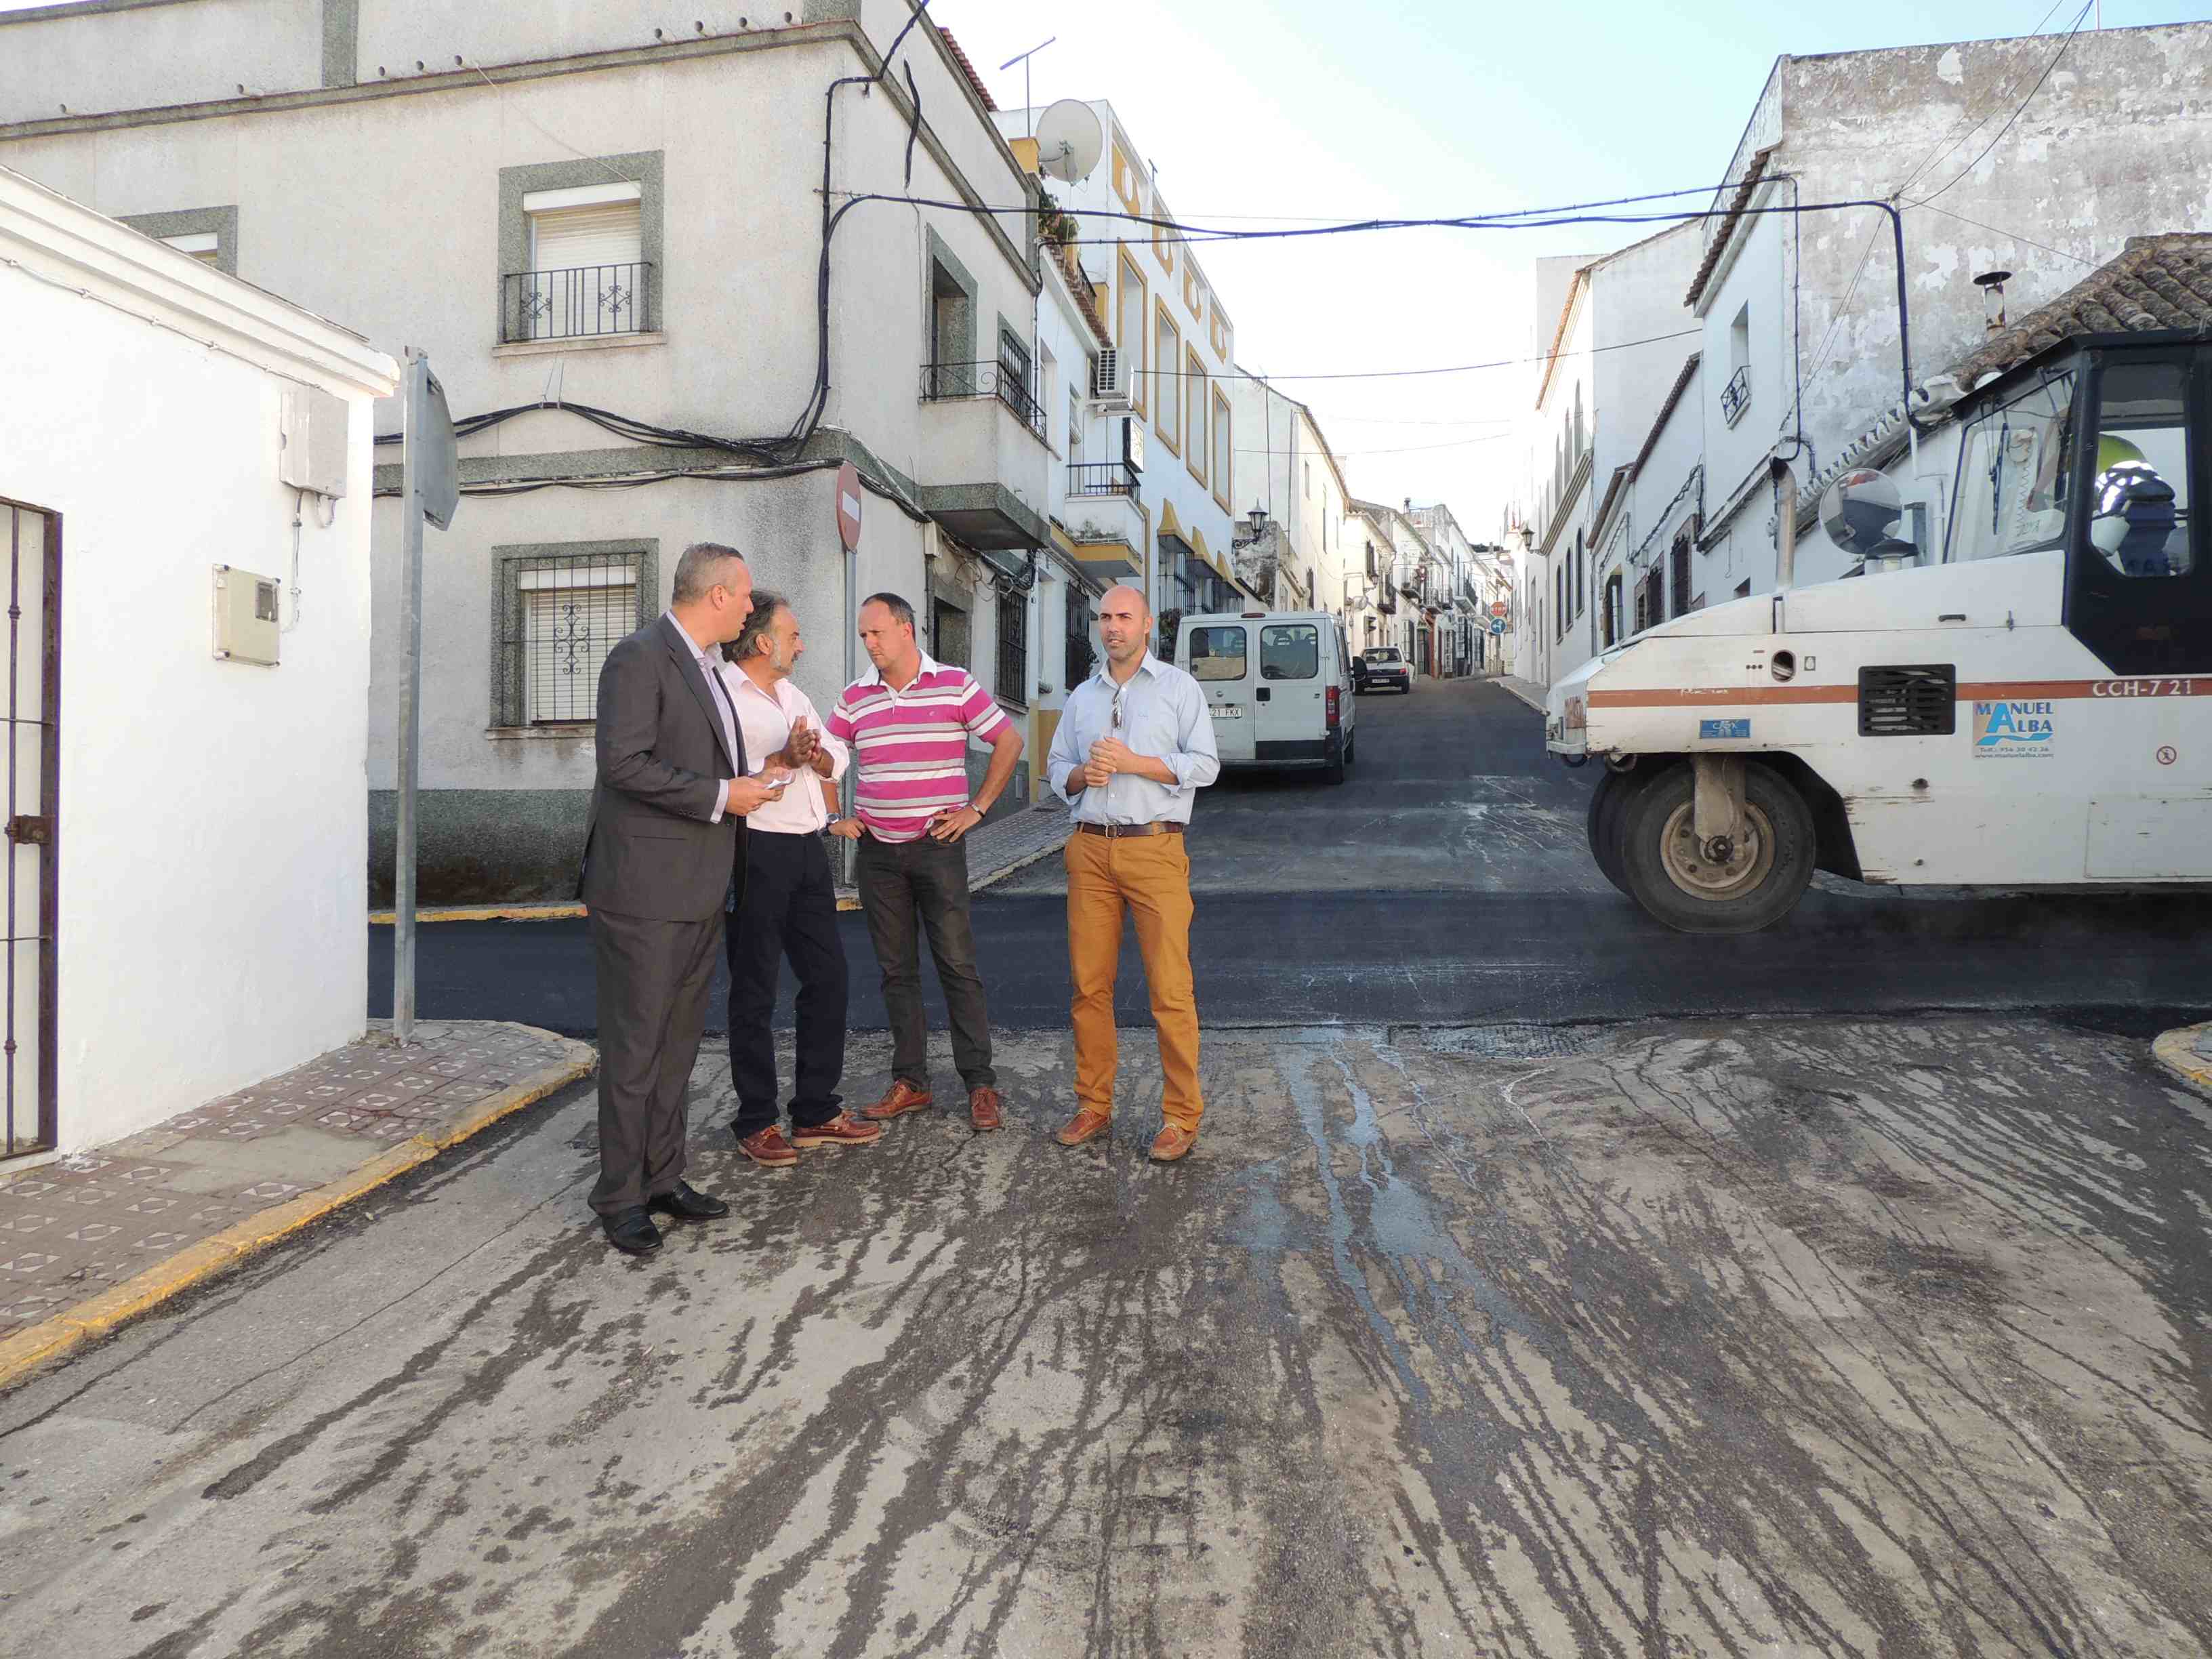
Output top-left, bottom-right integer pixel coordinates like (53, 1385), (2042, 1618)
(1550, 331), (2210, 933)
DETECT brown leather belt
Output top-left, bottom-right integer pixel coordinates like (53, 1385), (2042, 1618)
(1077, 821), (1183, 838)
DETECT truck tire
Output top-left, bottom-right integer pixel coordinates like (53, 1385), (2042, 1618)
(1618, 761), (1815, 935)
(1586, 768), (1637, 896)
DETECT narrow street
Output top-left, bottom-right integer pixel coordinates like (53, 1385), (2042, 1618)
(372, 680), (2212, 1034)
(3, 679), (2206, 1656)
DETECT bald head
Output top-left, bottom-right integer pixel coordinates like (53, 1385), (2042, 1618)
(1097, 583), (1152, 672)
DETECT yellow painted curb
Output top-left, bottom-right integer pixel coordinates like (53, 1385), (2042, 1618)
(2152, 1021), (2212, 1101)
(0, 1027), (596, 1395)
(369, 903), (586, 925)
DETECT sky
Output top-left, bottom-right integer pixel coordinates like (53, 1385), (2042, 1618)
(928, 0), (2210, 533)
(7, 0), (2207, 530)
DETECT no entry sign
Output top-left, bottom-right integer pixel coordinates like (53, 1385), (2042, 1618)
(836, 462), (863, 551)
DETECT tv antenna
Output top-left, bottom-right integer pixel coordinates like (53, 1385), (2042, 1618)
(997, 37), (1057, 136)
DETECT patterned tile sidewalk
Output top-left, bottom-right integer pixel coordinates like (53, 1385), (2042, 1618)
(0, 1021), (590, 1341)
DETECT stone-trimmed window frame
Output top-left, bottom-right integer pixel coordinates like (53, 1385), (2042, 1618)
(489, 539), (659, 731)
(497, 152), (665, 346)
(119, 205), (239, 276)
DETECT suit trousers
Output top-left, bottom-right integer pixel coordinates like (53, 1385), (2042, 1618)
(855, 830), (996, 1092)
(589, 905), (724, 1216)
(725, 830), (848, 1136)
(1065, 830), (1203, 1131)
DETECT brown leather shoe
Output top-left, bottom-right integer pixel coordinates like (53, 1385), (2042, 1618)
(969, 1087), (1004, 1131)
(790, 1112), (883, 1149)
(737, 1125), (799, 1168)
(1056, 1107), (1111, 1147)
(1149, 1124), (1197, 1162)
(861, 1080), (933, 1122)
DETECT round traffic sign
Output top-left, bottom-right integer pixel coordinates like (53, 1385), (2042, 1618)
(835, 462), (863, 551)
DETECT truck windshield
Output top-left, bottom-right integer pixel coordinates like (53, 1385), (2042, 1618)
(1949, 370), (2076, 563)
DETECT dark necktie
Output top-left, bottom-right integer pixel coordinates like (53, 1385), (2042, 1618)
(705, 660), (746, 777)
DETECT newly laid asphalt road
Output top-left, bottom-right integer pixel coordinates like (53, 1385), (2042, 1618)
(14, 676), (2212, 1655)
(371, 677), (2212, 1037)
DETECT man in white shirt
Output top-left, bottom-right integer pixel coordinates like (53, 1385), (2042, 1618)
(717, 593), (881, 1166)
(1044, 584), (1220, 1161)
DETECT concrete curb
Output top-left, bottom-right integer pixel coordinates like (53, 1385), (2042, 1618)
(1496, 677), (1549, 716)
(0, 1026), (596, 1394)
(968, 834), (1068, 895)
(2151, 1021), (2212, 1101)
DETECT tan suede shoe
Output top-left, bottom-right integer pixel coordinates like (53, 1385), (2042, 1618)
(1148, 1124), (1197, 1163)
(1055, 1107), (1111, 1147)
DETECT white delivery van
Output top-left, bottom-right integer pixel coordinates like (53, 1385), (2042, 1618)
(1176, 609), (1355, 783)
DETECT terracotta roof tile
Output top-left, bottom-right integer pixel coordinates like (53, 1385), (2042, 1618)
(1949, 232), (2212, 386)
(937, 29), (998, 112)
(1683, 149), (1774, 311)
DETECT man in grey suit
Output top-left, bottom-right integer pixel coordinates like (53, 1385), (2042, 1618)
(580, 541), (785, 1256)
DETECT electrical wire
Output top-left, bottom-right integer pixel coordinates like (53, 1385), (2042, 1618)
(1910, 2), (2095, 206)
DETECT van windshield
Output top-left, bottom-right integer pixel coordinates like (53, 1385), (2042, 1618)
(1185, 625), (1248, 681)
(1261, 623), (1320, 680)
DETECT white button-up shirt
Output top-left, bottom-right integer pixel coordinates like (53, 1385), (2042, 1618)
(1046, 651), (1220, 825)
(716, 661), (850, 835)
(666, 610), (740, 824)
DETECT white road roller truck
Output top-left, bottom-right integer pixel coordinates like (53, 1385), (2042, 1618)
(1548, 329), (2209, 933)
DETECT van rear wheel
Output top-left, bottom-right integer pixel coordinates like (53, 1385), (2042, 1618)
(1618, 761), (1814, 934)
(1322, 729), (1347, 785)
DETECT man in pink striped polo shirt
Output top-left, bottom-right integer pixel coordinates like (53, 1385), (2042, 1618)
(826, 592), (1024, 1130)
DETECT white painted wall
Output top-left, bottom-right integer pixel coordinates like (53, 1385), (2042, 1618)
(998, 100), (1242, 617)
(0, 169), (394, 1153)
(0, 12), (1045, 898)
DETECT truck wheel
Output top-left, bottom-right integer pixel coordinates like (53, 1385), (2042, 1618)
(1618, 761), (1814, 934)
(1586, 768), (1636, 896)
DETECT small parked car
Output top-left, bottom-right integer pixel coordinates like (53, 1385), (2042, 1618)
(1359, 646), (1412, 694)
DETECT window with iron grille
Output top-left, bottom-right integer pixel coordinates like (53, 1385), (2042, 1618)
(996, 589), (1029, 710)
(492, 541), (655, 728)
(1066, 586), (1096, 688)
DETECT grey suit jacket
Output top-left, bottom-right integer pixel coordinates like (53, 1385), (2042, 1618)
(577, 615), (746, 922)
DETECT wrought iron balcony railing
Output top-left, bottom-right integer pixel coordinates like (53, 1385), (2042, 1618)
(501, 262), (655, 344)
(922, 359), (1046, 436)
(1067, 460), (1138, 497)
(1720, 363), (1751, 428)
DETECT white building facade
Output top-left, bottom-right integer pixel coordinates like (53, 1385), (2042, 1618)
(0, 0), (1053, 901)
(1, 165), (394, 1158)
(995, 100), (1255, 652)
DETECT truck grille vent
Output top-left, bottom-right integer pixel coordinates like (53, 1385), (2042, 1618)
(1858, 664), (1956, 737)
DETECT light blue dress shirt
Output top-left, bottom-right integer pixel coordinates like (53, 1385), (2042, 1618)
(1047, 651), (1221, 825)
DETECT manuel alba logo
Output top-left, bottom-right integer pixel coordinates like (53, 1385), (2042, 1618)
(1971, 699), (2055, 758)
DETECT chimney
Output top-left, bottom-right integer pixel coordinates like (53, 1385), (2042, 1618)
(1973, 270), (2012, 337)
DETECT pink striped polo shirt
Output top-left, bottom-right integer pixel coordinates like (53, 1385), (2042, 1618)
(827, 653), (1012, 842)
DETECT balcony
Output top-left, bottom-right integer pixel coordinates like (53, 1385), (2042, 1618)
(914, 360), (1050, 552)
(1067, 460), (1137, 497)
(1720, 363), (1751, 428)
(501, 262), (654, 344)
(1063, 462), (1143, 581)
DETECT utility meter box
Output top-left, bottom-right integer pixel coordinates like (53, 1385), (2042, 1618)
(213, 565), (281, 665)
(279, 384), (350, 499)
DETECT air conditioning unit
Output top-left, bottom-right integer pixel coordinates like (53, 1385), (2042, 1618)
(1092, 349), (1132, 410)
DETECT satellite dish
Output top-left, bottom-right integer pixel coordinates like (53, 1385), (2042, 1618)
(1034, 99), (1103, 184)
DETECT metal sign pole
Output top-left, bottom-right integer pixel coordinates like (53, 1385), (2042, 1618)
(393, 348), (426, 1044)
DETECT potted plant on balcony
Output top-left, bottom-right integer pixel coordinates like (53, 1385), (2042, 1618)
(1038, 189), (1080, 252)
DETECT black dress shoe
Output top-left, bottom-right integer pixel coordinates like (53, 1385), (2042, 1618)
(647, 1181), (730, 1222)
(602, 1207), (663, 1256)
